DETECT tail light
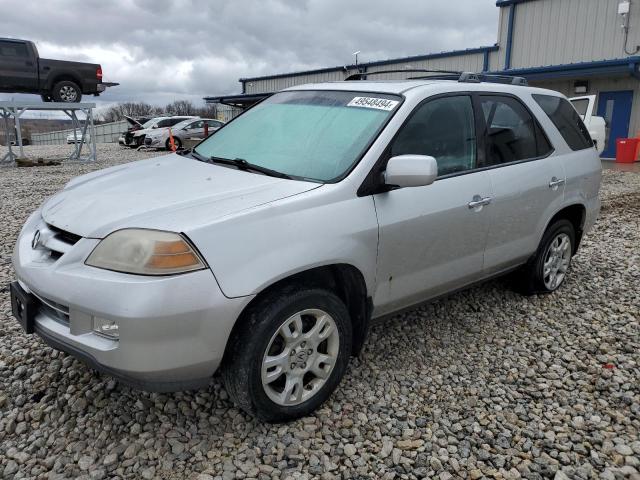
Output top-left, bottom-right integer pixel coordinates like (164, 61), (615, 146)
(96, 66), (103, 81)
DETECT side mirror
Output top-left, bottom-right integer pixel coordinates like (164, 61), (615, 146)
(384, 155), (438, 188)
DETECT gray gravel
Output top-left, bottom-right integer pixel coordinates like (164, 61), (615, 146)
(1, 144), (639, 480)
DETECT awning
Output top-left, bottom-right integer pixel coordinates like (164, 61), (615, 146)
(203, 93), (270, 108)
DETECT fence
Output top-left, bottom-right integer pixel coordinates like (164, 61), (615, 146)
(30, 120), (128, 145)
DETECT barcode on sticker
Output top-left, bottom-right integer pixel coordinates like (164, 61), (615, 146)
(347, 97), (399, 111)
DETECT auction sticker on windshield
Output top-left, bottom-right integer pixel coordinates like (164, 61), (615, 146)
(347, 97), (399, 111)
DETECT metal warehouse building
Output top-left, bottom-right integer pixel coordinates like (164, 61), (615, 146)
(206, 0), (640, 159)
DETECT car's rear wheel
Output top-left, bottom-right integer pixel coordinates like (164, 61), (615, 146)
(52, 81), (82, 103)
(222, 286), (352, 422)
(517, 219), (575, 295)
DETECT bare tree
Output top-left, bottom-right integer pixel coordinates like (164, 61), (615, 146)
(98, 100), (221, 123)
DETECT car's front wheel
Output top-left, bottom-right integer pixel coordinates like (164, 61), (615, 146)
(222, 286), (352, 422)
(517, 219), (575, 294)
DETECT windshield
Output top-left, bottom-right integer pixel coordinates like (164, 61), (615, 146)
(570, 98), (589, 119)
(141, 118), (159, 129)
(194, 90), (401, 182)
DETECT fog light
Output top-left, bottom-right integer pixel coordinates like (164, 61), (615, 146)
(93, 317), (119, 340)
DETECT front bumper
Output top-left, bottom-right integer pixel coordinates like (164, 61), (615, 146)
(11, 211), (252, 391)
(144, 136), (163, 147)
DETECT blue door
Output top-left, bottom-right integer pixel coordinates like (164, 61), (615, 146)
(597, 90), (633, 158)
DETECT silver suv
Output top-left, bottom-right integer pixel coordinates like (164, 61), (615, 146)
(10, 73), (601, 421)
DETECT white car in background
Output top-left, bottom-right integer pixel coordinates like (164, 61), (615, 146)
(131, 116), (197, 147)
(144, 118), (225, 150)
(570, 95), (606, 154)
(66, 130), (91, 144)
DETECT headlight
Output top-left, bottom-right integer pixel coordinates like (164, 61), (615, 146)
(86, 229), (206, 275)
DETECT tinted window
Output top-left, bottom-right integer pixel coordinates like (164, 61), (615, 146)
(391, 95), (476, 176)
(534, 94), (593, 151)
(481, 95), (552, 165)
(570, 98), (589, 117)
(156, 119), (173, 128)
(206, 120), (222, 128)
(0, 41), (28, 58)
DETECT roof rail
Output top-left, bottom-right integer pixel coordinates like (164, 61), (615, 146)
(344, 68), (528, 86)
(345, 69), (462, 81)
(458, 72), (528, 86)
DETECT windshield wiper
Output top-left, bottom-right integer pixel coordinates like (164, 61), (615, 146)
(185, 149), (209, 162)
(210, 156), (292, 179)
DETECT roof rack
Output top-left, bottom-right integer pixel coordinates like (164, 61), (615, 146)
(344, 69), (462, 81)
(344, 69), (528, 86)
(458, 72), (528, 85)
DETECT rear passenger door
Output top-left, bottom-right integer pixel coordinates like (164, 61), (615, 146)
(480, 94), (565, 276)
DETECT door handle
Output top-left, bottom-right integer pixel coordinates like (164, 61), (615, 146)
(468, 195), (493, 209)
(549, 177), (565, 189)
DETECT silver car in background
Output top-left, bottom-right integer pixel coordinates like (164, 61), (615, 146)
(144, 118), (225, 150)
(10, 76), (601, 421)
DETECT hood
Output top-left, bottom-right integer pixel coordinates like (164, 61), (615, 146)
(41, 154), (320, 238)
(124, 115), (143, 128)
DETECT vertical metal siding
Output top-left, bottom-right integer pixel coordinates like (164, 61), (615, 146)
(510, 0), (640, 68)
(30, 120), (128, 145)
(242, 53), (485, 92)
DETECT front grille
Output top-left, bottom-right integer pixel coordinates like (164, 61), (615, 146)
(33, 292), (69, 326)
(38, 224), (82, 261)
(48, 224), (81, 245)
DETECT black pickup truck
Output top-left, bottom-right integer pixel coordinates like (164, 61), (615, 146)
(0, 37), (118, 103)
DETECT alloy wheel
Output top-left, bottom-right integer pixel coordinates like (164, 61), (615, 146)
(261, 309), (339, 406)
(542, 232), (571, 290)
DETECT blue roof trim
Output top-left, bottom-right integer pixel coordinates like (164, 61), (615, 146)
(240, 45), (500, 83)
(495, 57), (640, 79)
(504, 4), (516, 69)
(496, 0), (537, 6)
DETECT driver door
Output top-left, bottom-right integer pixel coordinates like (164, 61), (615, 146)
(372, 94), (493, 316)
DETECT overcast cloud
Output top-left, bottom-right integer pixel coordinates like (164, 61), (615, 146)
(0, 0), (499, 110)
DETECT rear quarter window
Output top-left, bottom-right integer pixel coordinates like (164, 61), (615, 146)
(533, 94), (593, 151)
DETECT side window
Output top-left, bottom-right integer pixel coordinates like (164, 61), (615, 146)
(391, 95), (476, 176)
(157, 119), (172, 128)
(0, 41), (28, 58)
(480, 95), (552, 166)
(533, 94), (593, 151)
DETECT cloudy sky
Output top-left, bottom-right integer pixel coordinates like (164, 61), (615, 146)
(0, 0), (499, 110)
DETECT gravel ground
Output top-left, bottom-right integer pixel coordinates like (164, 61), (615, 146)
(0, 144), (639, 480)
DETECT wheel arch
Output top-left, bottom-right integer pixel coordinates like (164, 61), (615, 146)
(543, 203), (586, 254)
(47, 73), (82, 92)
(222, 263), (371, 363)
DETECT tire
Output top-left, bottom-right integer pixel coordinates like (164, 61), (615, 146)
(51, 81), (81, 103)
(517, 219), (575, 295)
(165, 137), (182, 151)
(222, 286), (352, 422)
(135, 135), (145, 147)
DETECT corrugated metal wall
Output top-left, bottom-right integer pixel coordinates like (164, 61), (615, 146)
(243, 70), (354, 94)
(507, 0), (640, 68)
(31, 120), (128, 145)
(243, 52), (486, 94)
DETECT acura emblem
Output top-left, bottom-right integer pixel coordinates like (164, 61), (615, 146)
(31, 230), (41, 250)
